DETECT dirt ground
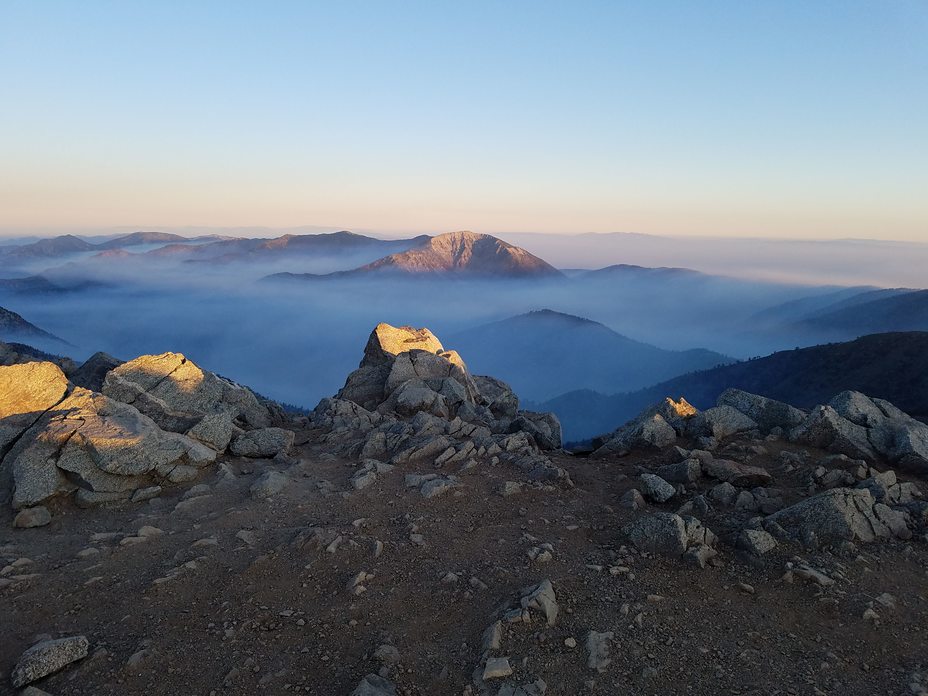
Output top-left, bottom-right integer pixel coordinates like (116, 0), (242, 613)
(2, 429), (927, 696)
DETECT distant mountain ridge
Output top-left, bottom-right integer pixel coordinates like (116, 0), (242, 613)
(149, 230), (428, 264)
(0, 231), (221, 259)
(449, 309), (732, 402)
(535, 331), (928, 442)
(0, 306), (68, 345)
(265, 231), (563, 281)
(794, 289), (928, 335)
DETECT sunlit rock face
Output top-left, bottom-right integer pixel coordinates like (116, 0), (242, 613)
(0, 351), (292, 510)
(362, 323), (444, 366)
(0, 363), (215, 509)
(338, 323), (492, 423)
(357, 231), (563, 277)
(338, 324), (482, 418)
(103, 352), (272, 433)
(0, 362), (70, 457)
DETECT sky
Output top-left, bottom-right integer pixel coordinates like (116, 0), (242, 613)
(1, 1), (926, 241)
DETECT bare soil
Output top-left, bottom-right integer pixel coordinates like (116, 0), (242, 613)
(2, 430), (927, 696)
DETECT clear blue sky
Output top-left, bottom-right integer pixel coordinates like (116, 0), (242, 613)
(1, 1), (926, 240)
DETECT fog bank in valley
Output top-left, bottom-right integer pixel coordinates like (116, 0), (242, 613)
(496, 233), (928, 289)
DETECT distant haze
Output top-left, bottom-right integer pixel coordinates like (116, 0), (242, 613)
(2, 227), (924, 289)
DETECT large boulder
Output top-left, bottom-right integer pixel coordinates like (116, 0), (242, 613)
(889, 421), (928, 475)
(654, 397), (699, 432)
(338, 324), (481, 418)
(716, 389), (806, 432)
(230, 427), (294, 458)
(383, 350), (480, 408)
(0, 362), (69, 458)
(686, 406), (758, 440)
(591, 398), (696, 457)
(591, 412), (676, 458)
(789, 405), (876, 461)
(787, 391), (928, 473)
(103, 352), (272, 434)
(510, 411), (562, 450)
(623, 512), (717, 566)
(363, 322), (444, 366)
(3, 386), (215, 509)
(702, 458), (773, 487)
(11, 636), (89, 688)
(767, 487), (911, 545)
(828, 391), (881, 427)
(336, 363), (392, 411)
(473, 375), (519, 420)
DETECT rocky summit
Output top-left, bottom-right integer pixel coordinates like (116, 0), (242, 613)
(1, 329), (927, 695)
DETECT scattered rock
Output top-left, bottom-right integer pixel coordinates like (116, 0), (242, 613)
(250, 471), (290, 497)
(624, 513), (717, 567)
(350, 673), (396, 696)
(374, 644), (401, 665)
(702, 458), (773, 487)
(639, 473), (675, 503)
(655, 458), (701, 484)
(230, 427), (294, 458)
(620, 488), (646, 510)
(12, 635), (90, 687)
(586, 631), (613, 672)
(737, 528), (778, 556)
(483, 656), (514, 680)
(521, 579), (559, 626)
(13, 506), (51, 528)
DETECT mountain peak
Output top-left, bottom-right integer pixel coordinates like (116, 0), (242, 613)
(359, 231), (562, 277)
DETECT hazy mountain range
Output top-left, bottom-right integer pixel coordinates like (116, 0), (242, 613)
(1, 229), (927, 420)
(450, 309), (731, 402)
(0, 306), (68, 346)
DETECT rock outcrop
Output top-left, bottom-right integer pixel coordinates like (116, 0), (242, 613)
(594, 388), (928, 477)
(5, 381), (216, 509)
(790, 391), (928, 473)
(591, 398), (694, 457)
(716, 388), (806, 432)
(1, 351), (292, 511)
(767, 487), (911, 545)
(311, 323), (567, 486)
